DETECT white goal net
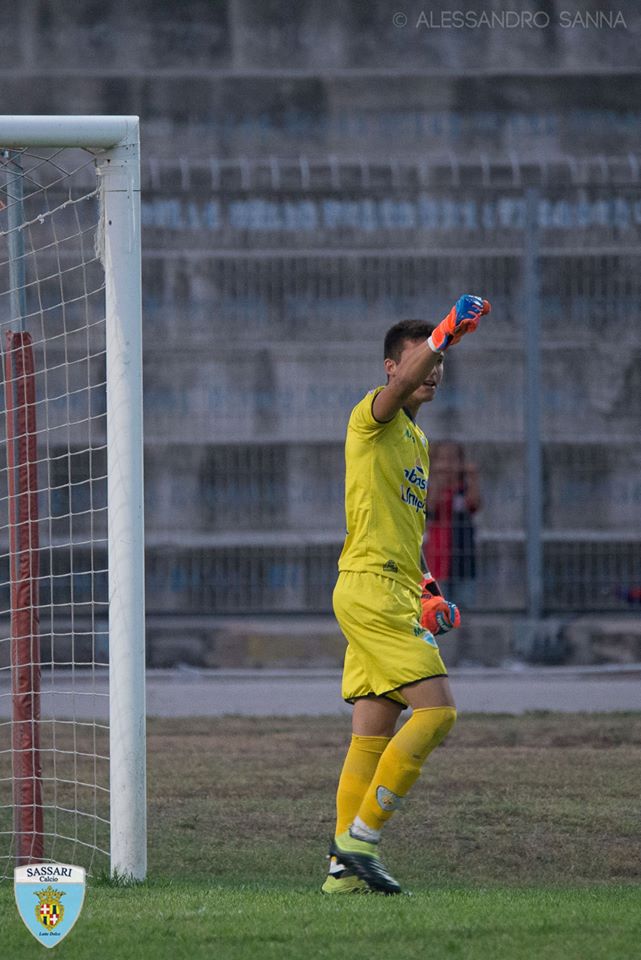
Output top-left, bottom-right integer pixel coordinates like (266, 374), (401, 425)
(0, 117), (145, 881)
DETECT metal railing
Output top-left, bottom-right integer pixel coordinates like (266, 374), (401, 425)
(139, 156), (641, 617)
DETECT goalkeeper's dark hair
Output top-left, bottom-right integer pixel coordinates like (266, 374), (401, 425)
(384, 320), (435, 362)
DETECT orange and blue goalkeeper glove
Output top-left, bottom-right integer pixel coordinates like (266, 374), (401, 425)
(420, 576), (461, 636)
(428, 295), (491, 353)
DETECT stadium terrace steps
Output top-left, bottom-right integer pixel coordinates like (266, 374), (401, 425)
(141, 614), (641, 670)
(1, 615), (638, 671)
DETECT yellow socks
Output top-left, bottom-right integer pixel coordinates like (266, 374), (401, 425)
(335, 707), (457, 844)
(354, 706), (457, 834)
(335, 734), (390, 837)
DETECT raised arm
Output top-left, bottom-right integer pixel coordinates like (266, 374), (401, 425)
(372, 339), (442, 423)
(372, 295), (491, 424)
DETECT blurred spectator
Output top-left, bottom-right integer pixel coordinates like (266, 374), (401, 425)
(424, 441), (481, 608)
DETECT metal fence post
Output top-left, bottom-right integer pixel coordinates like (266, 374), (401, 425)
(523, 188), (543, 620)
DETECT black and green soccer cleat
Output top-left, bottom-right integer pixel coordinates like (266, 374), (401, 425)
(321, 854), (370, 894)
(321, 871), (370, 894)
(330, 830), (402, 895)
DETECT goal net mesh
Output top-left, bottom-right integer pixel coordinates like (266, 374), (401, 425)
(0, 147), (110, 878)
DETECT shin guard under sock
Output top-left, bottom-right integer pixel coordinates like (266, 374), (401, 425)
(354, 706), (457, 833)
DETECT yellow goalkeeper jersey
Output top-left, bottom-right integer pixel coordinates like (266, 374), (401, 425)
(337, 386), (430, 596)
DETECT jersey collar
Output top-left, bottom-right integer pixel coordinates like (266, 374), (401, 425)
(402, 406), (416, 424)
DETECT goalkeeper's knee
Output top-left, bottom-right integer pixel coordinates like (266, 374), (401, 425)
(401, 705), (457, 763)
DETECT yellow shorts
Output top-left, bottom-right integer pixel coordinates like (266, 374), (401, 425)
(333, 570), (448, 708)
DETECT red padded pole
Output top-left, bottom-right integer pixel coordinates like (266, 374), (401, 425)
(4, 330), (42, 864)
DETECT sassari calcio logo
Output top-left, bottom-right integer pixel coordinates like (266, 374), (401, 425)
(14, 863), (86, 948)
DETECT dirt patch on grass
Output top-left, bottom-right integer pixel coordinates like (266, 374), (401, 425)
(146, 713), (641, 887)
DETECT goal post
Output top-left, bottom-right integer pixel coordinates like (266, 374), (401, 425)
(101, 125), (146, 883)
(0, 116), (146, 881)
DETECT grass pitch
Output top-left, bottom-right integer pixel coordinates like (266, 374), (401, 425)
(2, 712), (640, 959)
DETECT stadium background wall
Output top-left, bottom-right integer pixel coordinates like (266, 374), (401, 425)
(2, 0), (640, 667)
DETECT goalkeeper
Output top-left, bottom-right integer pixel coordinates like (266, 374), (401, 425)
(324, 295), (490, 896)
